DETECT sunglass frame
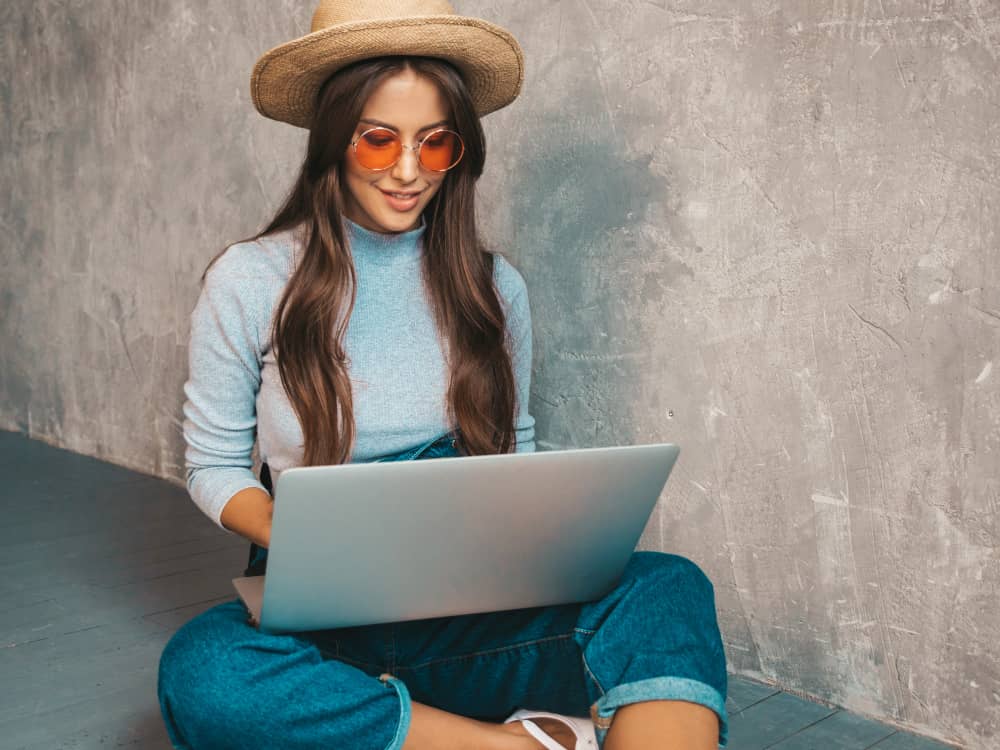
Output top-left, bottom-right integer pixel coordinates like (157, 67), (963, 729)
(350, 126), (465, 173)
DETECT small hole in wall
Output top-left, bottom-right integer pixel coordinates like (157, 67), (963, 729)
(666, 410), (674, 419)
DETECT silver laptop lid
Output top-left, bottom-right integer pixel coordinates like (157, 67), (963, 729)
(258, 443), (680, 632)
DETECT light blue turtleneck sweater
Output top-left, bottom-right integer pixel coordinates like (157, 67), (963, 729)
(182, 218), (536, 533)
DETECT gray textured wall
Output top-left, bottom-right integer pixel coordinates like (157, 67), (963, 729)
(2, 1), (997, 747)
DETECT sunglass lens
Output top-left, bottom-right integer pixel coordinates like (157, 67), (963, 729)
(356, 128), (401, 170)
(419, 131), (464, 171)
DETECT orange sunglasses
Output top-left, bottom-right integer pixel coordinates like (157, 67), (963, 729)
(350, 126), (465, 172)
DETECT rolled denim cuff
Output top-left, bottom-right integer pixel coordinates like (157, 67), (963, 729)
(378, 674), (413, 750)
(590, 676), (729, 747)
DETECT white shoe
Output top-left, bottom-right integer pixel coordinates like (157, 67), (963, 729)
(503, 709), (598, 750)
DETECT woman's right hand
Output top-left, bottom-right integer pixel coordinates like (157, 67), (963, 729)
(220, 487), (274, 548)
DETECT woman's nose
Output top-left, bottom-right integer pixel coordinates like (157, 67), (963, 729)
(391, 147), (420, 183)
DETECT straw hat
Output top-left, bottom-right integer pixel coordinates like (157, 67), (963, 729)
(251, 0), (525, 129)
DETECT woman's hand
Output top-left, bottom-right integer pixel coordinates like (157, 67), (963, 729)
(220, 487), (274, 548)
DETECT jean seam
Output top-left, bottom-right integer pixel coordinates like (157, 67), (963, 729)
(412, 430), (456, 458)
(580, 650), (607, 697)
(389, 624), (398, 674)
(399, 632), (577, 671)
(379, 675), (412, 750)
(316, 649), (383, 673)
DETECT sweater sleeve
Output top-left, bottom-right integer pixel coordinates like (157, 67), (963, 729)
(182, 247), (270, 533)
(495, 255), (537, 453)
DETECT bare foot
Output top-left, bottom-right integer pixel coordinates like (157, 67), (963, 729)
(502, 717), (577, 749)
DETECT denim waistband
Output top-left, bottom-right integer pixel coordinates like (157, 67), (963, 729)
(371, 429), (460, 463)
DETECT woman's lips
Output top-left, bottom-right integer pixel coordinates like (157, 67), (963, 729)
(379, 188), (421, 212)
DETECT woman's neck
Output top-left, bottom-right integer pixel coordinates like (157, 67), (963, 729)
(344, 216), (426, 267)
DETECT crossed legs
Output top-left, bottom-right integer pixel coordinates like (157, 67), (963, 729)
(159, 553), (726, 749)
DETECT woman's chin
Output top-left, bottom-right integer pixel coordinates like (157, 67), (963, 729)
(372, 211), (420, 234)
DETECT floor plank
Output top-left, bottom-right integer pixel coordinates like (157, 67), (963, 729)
(727, 675), (781, 713)
(0, 535), (246, 601)
(769, 709), (897, 749)
(726, 691), (836, 749)
(0, 682), (172, 750)
(868, 731), (958, 749)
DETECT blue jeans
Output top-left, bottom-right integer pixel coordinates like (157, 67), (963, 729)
(157, 432), (728, 748)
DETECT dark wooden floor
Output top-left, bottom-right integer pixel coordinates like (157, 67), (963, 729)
(0, 430), (956, 749)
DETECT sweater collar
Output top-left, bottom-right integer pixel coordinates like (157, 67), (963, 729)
(345, 217), (426, 266)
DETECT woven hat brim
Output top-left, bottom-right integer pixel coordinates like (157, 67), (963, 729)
(251, 16), (525, 129)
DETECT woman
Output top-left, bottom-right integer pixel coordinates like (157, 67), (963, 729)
(157, 2), (728, 748)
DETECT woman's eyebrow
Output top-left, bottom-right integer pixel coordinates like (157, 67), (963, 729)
(359, 118), (450, 133)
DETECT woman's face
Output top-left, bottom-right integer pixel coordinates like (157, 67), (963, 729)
(342, 69), (451, 234)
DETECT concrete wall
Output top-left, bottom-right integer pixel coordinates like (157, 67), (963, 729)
(2, 1), (997, 746)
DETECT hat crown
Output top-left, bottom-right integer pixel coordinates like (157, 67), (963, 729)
(311, 0), (456, 33)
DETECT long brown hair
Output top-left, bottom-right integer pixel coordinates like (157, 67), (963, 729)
(203, 56), (518, 464)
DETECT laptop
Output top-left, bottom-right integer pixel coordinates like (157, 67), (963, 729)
(233, 442), (680, 633)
